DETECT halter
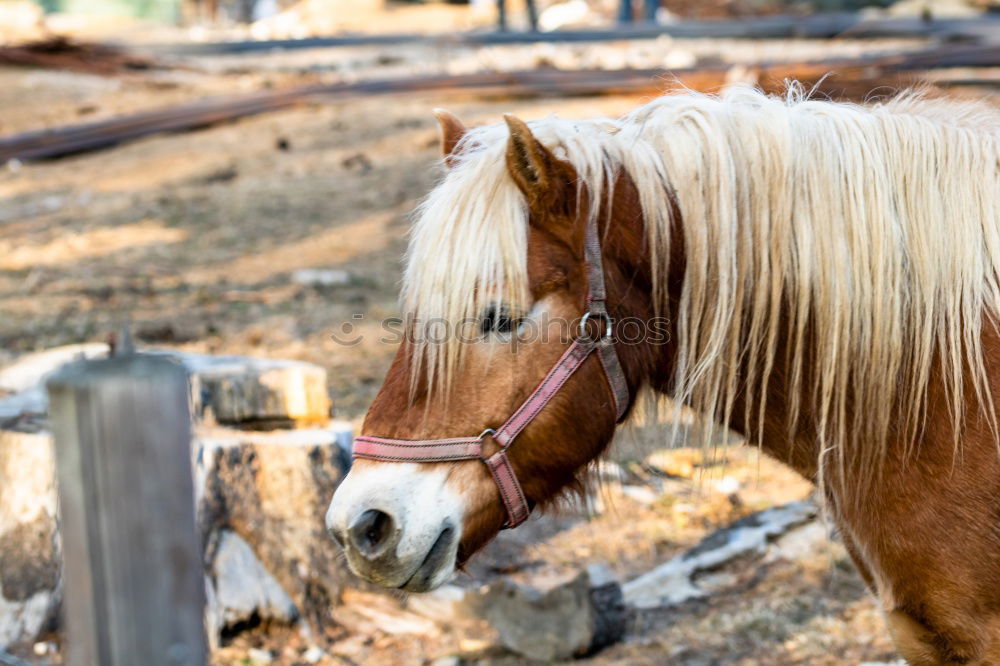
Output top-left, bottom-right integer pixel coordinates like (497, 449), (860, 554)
(352, 214), (630, 528)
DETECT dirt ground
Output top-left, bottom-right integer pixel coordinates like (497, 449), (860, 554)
(208, 443), (897, 666)
(3, 37), (995, 664)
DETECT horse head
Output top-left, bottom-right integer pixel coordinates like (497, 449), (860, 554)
(325, 109), (657, 591)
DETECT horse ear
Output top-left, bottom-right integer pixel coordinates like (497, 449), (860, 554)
(434, 108), (466, 164)
(503, 114), (569, 206)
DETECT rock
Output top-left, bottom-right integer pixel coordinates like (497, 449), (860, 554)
(622, 501), (817, 609)
(291, 268), (351, 287)
(209, 530), (298, 628)
(0, 430), (59, 651)
(302, 645), (327, 663)
(197, 425), (352, 635)
(476, 564), (626, 661)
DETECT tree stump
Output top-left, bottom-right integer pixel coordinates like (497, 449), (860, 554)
(0, 430), (59, 650)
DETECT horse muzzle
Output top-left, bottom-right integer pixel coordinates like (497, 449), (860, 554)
(325, 461), (463, 591)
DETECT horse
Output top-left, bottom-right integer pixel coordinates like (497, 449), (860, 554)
(326, 86), (1000, 665)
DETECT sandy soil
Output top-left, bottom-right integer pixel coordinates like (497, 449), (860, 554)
(3, 41), (993, 663)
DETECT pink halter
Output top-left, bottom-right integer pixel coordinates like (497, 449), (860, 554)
(352, 214), (630, 528)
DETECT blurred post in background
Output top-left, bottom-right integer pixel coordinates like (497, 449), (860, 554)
(617, 0), (659, 22)
(495, 0), (539, 30)
(46, 350), (206, 666)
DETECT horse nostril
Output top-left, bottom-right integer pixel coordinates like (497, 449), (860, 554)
(348, 509), (396, 559)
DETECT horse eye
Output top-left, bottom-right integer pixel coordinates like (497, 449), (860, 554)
(481, 304), (516, 335)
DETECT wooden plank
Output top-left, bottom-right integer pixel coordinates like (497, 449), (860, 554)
(46, 352), (206, 666)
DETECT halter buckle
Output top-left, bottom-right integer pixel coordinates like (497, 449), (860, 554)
(578, 311), (613, 342)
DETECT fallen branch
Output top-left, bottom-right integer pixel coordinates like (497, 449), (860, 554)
(622, 500), (818, 609)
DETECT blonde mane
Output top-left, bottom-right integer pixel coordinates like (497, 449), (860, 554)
(404, 86), (1000, 477)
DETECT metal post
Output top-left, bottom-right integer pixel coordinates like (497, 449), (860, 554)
(47, 351), (206, 666)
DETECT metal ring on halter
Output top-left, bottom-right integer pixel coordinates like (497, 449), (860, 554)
(477, 429), (498, 466)
(578, 312), (613, 342)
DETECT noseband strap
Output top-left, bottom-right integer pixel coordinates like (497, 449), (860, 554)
(352, 215), (629, 528)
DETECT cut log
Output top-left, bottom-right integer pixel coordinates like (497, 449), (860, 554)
(197, 425), (353, 636)
(176, 352), (332, 426)
(0, 430), (59, 652)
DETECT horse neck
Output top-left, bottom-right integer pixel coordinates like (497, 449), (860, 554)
(602, 173), (822, 478)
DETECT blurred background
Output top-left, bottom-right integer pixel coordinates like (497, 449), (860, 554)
(0, 0), (996, 664)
